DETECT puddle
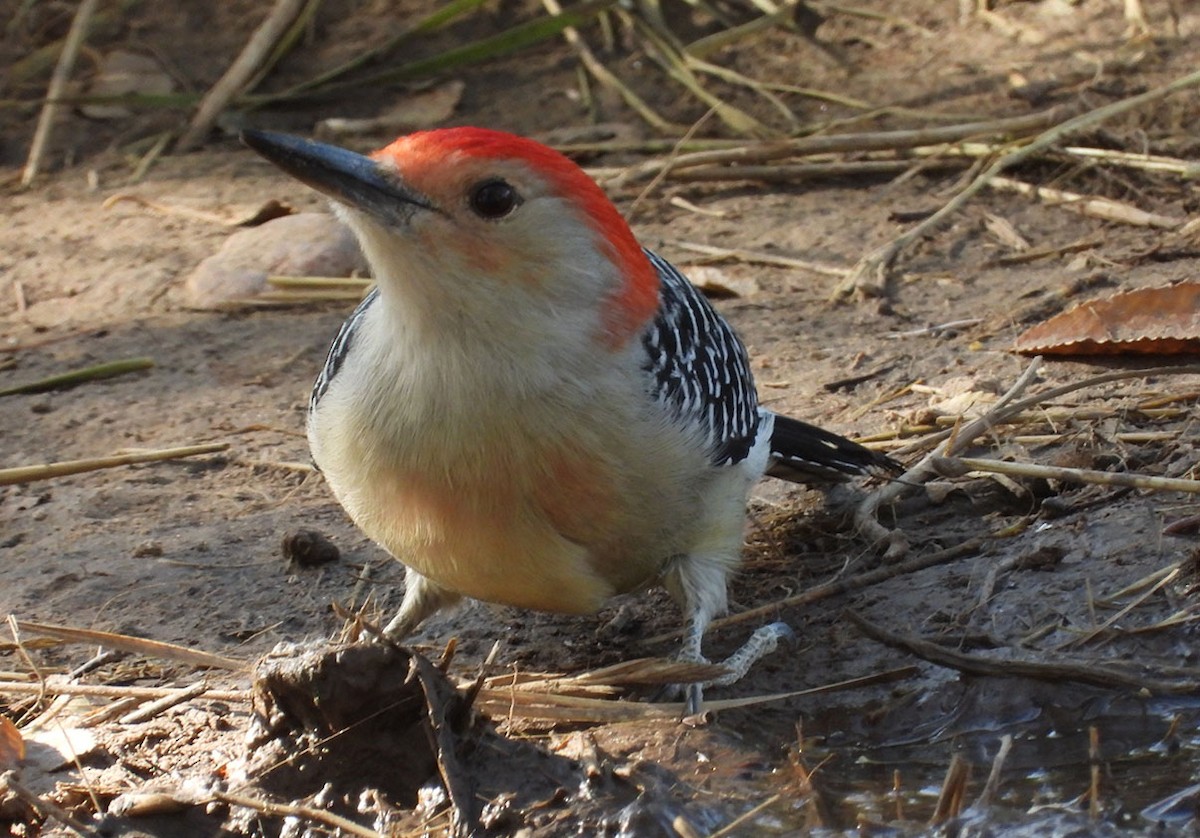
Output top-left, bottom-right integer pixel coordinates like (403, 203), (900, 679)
(724, 679), (1200, 836)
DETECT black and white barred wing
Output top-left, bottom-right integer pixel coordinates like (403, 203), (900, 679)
(640, 249), (762, 467)
(640, 249), (901, 482)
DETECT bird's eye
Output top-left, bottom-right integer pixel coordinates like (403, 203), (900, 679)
(469, 179), (520, 219)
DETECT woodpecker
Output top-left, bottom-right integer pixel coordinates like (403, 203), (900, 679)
(242, 127), (899, 712)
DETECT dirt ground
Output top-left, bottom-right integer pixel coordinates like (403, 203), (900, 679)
(3, 1), (1200, 835)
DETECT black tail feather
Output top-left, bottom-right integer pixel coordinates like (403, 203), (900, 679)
(766, 413), (901, 485)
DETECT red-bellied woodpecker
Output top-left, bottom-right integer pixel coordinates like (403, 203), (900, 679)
(242, 127), (899, 712)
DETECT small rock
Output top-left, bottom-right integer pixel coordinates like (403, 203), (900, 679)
(281, 529), (340, 569)
(132, 540), (163, 558)
(183, 213), (367, 309)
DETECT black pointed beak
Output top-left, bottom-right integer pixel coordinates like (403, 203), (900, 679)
(240, 129), (433, 224)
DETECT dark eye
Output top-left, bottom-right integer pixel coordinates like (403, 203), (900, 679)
(469, 179), (520, 219)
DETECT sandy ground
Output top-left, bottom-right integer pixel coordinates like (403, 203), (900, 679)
(3, 1), (1200, 834)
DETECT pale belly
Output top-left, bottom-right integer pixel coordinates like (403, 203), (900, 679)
(315, 425), (706, 615)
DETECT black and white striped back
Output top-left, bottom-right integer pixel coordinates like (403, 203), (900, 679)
(639, 249), (761, 467)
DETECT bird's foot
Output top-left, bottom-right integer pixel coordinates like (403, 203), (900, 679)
(671, 621), (796, 715)
(705, 621), (795, 688)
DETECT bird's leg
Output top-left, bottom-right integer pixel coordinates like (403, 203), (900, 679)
(666, 553), (794, 713)
(382, 567), (462, 640)
(665, 551), (731, 714)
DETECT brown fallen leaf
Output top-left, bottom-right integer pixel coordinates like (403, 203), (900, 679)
(1014, 283), (1200, 356)
(0, 715), (23, 770)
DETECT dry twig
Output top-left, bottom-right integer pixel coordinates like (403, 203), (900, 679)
(847, 611), (1200, 694)
(118, 681), (211, 724)
(987, 176), (1184, 229)
(644, 538), (983, 644)
(0, 680), (248, 703)
(214, 790), (383, 838)
(13, 619), (247, 670)
(0, 442), (230, 487)
(610, 108), (1066, 187)
(856, 357), (1044, 559)
(20, 0), (100, 187)
(935, 457), (1200, 495)
(832, 66), (1200, 300)
(176, 0), (308, 151)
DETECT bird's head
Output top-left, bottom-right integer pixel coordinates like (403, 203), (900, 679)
(242, 128), (659, 347)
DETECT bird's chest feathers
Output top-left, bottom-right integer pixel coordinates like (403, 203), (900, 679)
(309, 333), (668, 609)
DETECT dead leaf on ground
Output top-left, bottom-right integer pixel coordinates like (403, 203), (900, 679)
(21, 725), (96, 773)
(0, 715), (24, 770)
(1015, 283), (1200, 356)
(317, 80), (465, 136)
(685, 265), (760, 298)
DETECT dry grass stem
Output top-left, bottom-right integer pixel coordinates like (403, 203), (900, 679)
(611, 108), (1066, 187)
(987, 176), (1184, 229)
(1057, 567), (1181, 650)
(974, 735), (1013, 809)
(1103, 563), (1184, 602)
(705, 793), (783, 838)
(672, 240), (847, 276)
(542, 0), (682, 134)
(478, 665), (916, 723)
(176, 0), (308, 151)
(644, 538), (982, 644)
(811, 1), (937, 37)
(669, 157), (971, 183)
(231, 291), (370, 305)
(0, 680), (248, 703)
(0, 442), (230, 487)
(1062, 145), (1200, 176)
(128, 131), (173, 183)
(832, 66), (1200, 300)
(685, 1), (800, 59)
(625, 12), (771, 137)
(986, 236), (1103, 267)
(20, 0), (100, 187)
(889, 363), (1200, 458)
(266, 275), (373, 290)
(0, 357), (154, 397)
(859, 365), (1200, 545)
(118, 680), (211, 724)
(13, 619), (248, 671)
(854, 357), (1044, 558)
(629, 108), (715, 219)
(931, 754), (970, 824)
(1088, 725), (1102, 818)
(939, 457), (1200, 495)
